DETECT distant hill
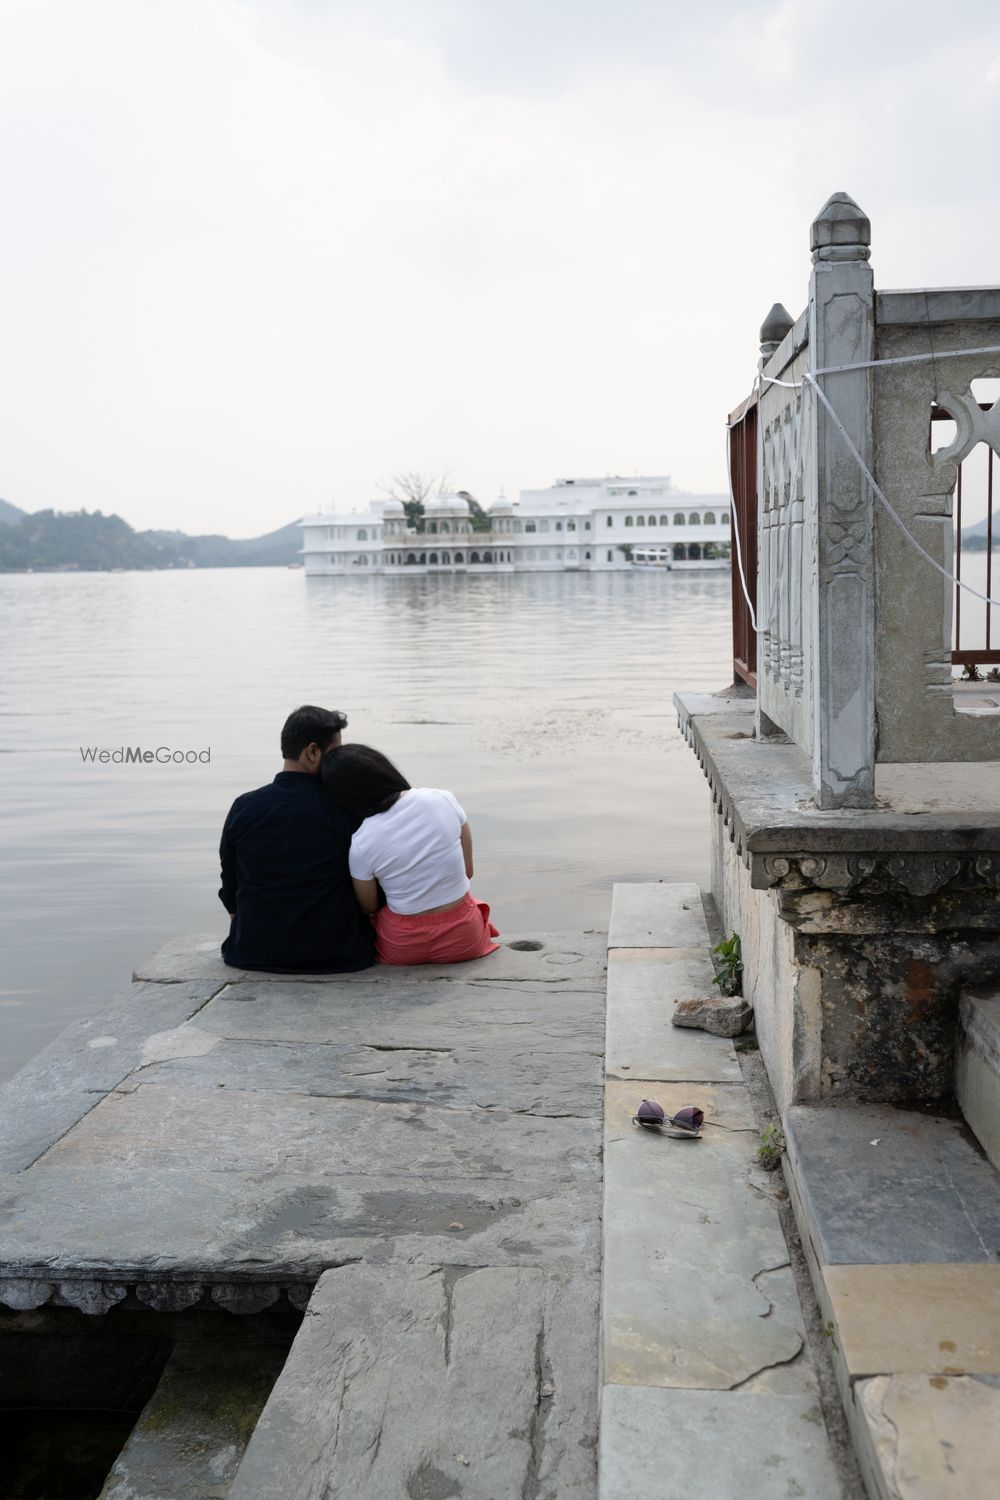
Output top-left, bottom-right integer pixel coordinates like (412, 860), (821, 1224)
(0, 497), (25, 526)
(142, 518), (303, 567)
(961, 517), (999, 551)
(0, 508), (303, 572)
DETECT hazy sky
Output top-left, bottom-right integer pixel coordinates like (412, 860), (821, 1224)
(1, 0), (998, 536)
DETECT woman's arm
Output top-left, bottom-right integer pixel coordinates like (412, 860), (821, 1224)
(460, 822), (474, 879)
(352, 876), (380, 915)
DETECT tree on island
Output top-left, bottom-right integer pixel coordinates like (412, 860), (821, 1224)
(379, 473), (494, 535)
(455, 491), (492, 533)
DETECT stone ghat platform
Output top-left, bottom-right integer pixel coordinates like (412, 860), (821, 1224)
(0, 932), (606, 1497)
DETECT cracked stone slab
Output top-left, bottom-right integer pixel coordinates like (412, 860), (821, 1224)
(0, 982), (222, 1174)
(602, 1081), (813, 1393)
(132, 1037), (602, 1118)
(189, 977), (605, 1051)
(33, 1084), (600, 1184)
(784, 1104), (1000, 1264)
(608, 883), (709, 949)
(853, 1373), (1000, 1500)
(229, 1262), (599, 1499)
(605, 951), (740, 1083)
(0, 1166), (600, 1288)
(599, 1386), (841, 1499)
(134, 930), (607, 987)
(823, 1263), (1000, 1377)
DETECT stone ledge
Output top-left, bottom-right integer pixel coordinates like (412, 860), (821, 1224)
(853, 1373), (1000, 1500)
(783, 1104), (1000, 1267)
(783, 1102), (1000, 1498)
(135, 930), (608, 986)
(675, 692), (1000, 903)
(876, 286), (1000, 325)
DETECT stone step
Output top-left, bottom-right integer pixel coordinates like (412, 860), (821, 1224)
(229, 1263), (599, 1499)
(607, 882), (709, 949)
(599, 882), (843, 1499)
(957, 986), (1000, 1173)
(782, 1102), (1000, 1500)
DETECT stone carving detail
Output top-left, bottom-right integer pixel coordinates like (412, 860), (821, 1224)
(760, 390), (806, 693)
(0, 1279), (53, 1310)
(886, 856), (962, 897)
(211, 1283), (281, 1315)
(0, 1277), (315, 1314)
(57, 1281), (128, 1315)
(760, 852), (970, 896)
(761, 854), (875, 892)
(932, 385), (1000, 468)
(136, 1281), (205, 1312)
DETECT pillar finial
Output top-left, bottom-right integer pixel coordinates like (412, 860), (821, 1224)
(811, 192), (871, 264)
(760, 302), (795, 359)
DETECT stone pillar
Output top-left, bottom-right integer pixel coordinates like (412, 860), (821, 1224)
(807, 192), (876, 808)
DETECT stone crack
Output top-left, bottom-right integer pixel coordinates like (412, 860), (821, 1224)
(724, 1337), (805, 1391)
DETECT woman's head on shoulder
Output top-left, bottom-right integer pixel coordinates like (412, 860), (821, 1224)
(321, 743), (411, 820)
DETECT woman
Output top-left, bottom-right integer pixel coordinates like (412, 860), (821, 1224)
(320, 744), (500, 966)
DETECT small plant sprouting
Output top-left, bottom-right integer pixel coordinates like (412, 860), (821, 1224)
(711, 933), (743, 997)
(757, 1123), (784, 1171)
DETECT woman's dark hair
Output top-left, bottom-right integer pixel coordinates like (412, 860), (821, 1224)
(320, 744), (411, 819)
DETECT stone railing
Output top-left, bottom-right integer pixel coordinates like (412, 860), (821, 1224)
(872, 288), (1000, 762)
(750, 194), (1000, 805)
(757, 306), (811, 754)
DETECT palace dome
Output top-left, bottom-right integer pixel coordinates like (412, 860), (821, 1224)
(379, 498), (405, 516)
(490, 494), (514, 516)
(427, 493), (470, 517)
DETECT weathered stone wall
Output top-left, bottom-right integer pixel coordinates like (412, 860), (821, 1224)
(712, 813), (821, 1110)
(714, 801), (1000, 1110)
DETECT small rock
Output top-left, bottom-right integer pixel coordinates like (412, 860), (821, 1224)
(671, 995), (753, 1037)
(540, 1381), (555, 1398)
(447, 1221), (465, 1231)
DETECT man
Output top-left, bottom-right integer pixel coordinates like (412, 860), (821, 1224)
(218, 705), (375, 972)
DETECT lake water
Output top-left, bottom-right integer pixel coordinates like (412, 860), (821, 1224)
(0, 567), (733, 1082)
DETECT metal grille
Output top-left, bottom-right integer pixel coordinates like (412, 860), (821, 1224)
(932, 406), (1000, 668)
(728, 394), (758, 688)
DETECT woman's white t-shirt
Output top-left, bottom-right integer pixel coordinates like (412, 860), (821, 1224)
(348, 788), (469, 915)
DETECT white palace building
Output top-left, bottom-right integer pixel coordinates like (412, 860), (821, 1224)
(299, 476), (731, 576)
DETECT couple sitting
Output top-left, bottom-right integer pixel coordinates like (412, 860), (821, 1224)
(219, 705), (499, 972)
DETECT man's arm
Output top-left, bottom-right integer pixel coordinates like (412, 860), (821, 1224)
(460, 822), (474, 879)
(219, 812), (238, 915)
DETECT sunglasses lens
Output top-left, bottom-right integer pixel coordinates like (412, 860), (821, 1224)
(670, 1106), (704, 1131)
(635, 1099), (665, 1125)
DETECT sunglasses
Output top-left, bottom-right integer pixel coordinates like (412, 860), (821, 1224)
(632, 1099), (704, 1135)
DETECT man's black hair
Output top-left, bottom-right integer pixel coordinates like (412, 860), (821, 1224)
(320, 744), (411, 820)
(280, 705), (348, 761)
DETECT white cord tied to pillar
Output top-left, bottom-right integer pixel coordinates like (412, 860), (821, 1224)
(731, 341), (1000, 614)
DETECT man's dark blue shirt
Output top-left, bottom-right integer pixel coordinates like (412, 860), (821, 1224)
(219, 771), (375, 973)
